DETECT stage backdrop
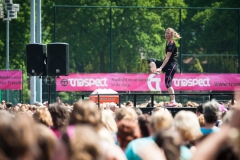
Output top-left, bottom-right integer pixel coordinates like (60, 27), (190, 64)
(56, 73), (240, 92)
(0, 70), (22, 90)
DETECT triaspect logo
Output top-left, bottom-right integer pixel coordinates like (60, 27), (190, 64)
(172, 78), (211, 87)
(147, 74), (161, 91)
(68, 78), (108, 87)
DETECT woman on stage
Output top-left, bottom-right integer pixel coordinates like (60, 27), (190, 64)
(148, 28), (181, 106)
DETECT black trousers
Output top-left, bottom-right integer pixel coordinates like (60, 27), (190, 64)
(148, 58), (178, 88)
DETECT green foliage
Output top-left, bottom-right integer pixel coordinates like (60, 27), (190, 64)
(0, 0), (239, 103)
(181, 0), (240, 73)
(57, 92), (70, 103)
(188, 58), (203, 73)
(42, 0), (187, 73)
(0, 1), (30, 102)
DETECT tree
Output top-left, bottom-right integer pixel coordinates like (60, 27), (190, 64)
(189, 58), (203, 73)
(0, 0), (31, 103)
(181, 0), (240, 73)
(42, 0), (186, 73)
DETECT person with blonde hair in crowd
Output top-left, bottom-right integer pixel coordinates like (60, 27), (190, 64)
(148, 27), (181, 107)
(68, 100), (127, 160)
(101, 109), (118, 134)
(173, 110), (203, 160)
(101, 109), (118, 144)
(115, 107), (138, 125)
(125, 108), (173, 160)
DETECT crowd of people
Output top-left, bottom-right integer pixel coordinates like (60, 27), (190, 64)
(0, 90), (239, 160)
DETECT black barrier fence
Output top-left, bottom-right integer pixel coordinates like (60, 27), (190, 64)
(139, 107), (197, 117)
(80, 92), (235, 107)
(85, 92), (234, 116)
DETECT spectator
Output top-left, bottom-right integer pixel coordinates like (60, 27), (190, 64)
(6, 102), (13, 108)
(138, 114), (151, 137)
(192, 89), (240, 160)
(0, 104), (5, 110)
(59, 124), (127, 160)
(34, 124), (57, 160)
(69, 100), (102, 131)
(216, 103), (228, 127)
(196, 104), (203, 116)
(173, 110), (203, 160)
(43, 101), (48, 107)
(115, 107), (138, 124)
(33, 107), (53, 127)
(101, 109), (118, 144)
(201, 99), (221, 135)
(69, 99), (128, 160)
(198, 114), (205, 127)
(48, 103), (70, 138)
(108, 102), (118, 114)
(117, 119), (141, 150)
(151, 106), (167, 115)
(155, 129), (182, 160)
(58, 125), (103, 160)
(0, 112), (38, 160)
(133, 107), (143, 116)
(125, 108), (173, 160)
(1, 100), (6, 108)
(196, 104), (205, 127)
(101, 109), (118, 134)
(126, 101), (133, 107)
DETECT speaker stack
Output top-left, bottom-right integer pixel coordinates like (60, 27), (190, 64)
(47, 43), (69, 76)
(26, 44), (47, 76)
(26, 42), (69, 77)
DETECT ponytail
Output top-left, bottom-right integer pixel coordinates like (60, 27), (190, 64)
(173, 31), (181, 39)
(166, 28), (182, 39)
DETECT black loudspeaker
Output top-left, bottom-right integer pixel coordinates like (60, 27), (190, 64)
(26, 44), (47, 76)
(47, 43), (69, 76)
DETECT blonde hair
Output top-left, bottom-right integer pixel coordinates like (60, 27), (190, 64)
(115, 107), (138, 122)
(101, 110), (118, 133)
(69, 100), (101, 130)
(198, 114), (205, 127)
(174, 111), (202, 142)
(99, 103), (107, 110)
(151, 109), (173, 132)
(166, 28), (181, 39)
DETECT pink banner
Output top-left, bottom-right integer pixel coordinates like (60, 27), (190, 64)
(56, 73), (240, 92)
(0, 70), (22, 90)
